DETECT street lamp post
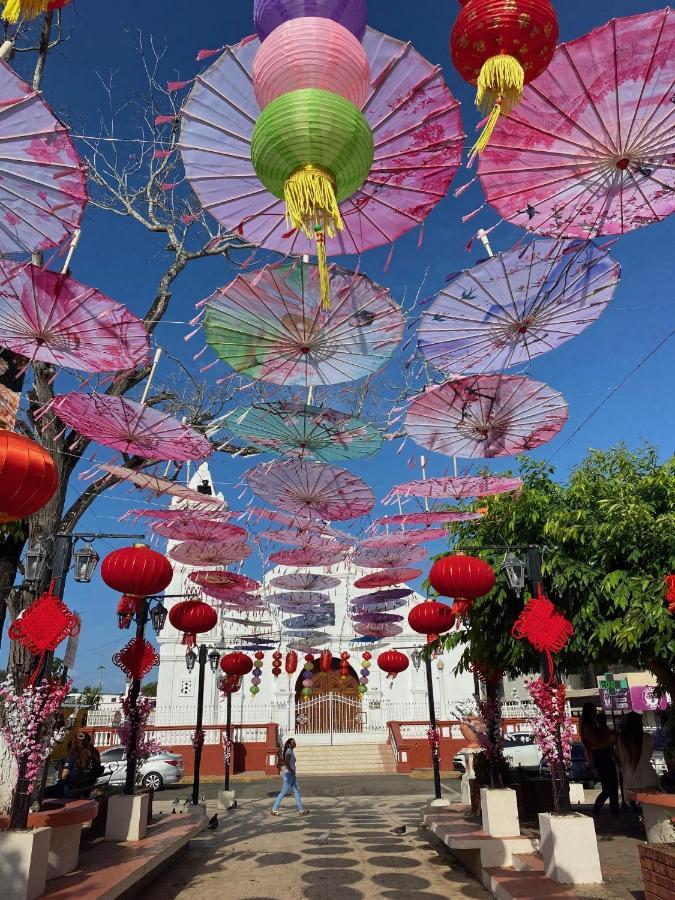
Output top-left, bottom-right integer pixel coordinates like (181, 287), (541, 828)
(185, 645), (221, 806)
(224, 689), (233, 792)
(411, 646), (443, 803)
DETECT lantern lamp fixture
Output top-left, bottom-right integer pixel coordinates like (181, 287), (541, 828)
(502, 551), (526, 592)
(73, 542), (100, 583)
(411, 648), (423, 672)
(24, 541), (50, 583)
(149, 601), (168, 635)
(208, 648), (221, 673)
(185, 648), (197, 673)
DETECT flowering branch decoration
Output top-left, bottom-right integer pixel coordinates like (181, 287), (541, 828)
(191, 728), (205, 752)
(117, 694), (164, 770)
(526, 676), (572, 813)
(0, 676), (72, 829)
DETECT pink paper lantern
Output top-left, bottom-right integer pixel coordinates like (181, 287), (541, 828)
(253, 17), (370, 110)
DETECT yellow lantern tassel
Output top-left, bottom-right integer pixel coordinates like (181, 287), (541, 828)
(2, 0), (50, 22)
(469, 53), (524, 159)
(284, 164), (344, 240)
(314, 227), (331, 310)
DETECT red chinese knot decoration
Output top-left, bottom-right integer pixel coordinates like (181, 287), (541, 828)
(377, 650), (409, 680)
(511, 589), (573, 681)
(429, 553), (495, 600)
(220, 651), (254, 678)
(450, 0), (559, 156)
(8, 580), (79, 685)
(665, 574), (675, 615)
(112, 637), (160, 680)
(0, 430), (58, 525)
(168, 599), (218, 647)
(408, 600), (456, 642)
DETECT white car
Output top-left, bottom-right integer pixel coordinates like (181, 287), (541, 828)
(453, 733), (543, 773)
(97, 747), (184, 791)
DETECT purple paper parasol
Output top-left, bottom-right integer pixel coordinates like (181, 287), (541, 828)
(270, 572), (340, 592)
(53, 393), (211, 461)
(354, 622), (402, 638)
(352, 588), (413, 605)
(351, 611), (404, 624)
(404, 375), (568, 459)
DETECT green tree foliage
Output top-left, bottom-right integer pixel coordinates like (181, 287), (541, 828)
(141, 681), (157, 698)
(78, 686), (102, 709)
(439, 447), (675, 694)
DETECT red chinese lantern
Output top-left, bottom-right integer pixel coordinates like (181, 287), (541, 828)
(220, 651), (254, 678)
(665, 574), (675, 615)
(320, 649), (332, 673)
(339, 649), (350, 680)
(102, 544), (173, 627)
(168, 599), (218, 647)
(0, 431), (58, 525)
(450, 0), (559, 155)
(285, 650), (298, 676)
(272, 650), (283, 678)
(429, 553), (495, 600)
(452, 597), (474, 621)
(219, 674), (241, 694)
(408, 600), (456, 642)
(377, 650), (409, 679)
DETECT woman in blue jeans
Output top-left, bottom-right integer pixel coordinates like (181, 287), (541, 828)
(271, 738), (309, 817)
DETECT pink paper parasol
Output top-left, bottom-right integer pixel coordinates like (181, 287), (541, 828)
(386, 474), (522, 502)
(361, 529), (447, 548)
(268, 547), (348, 567)
(244, 506), (328, 530)
(180, 27), (463, 256)
(270, 573), (340, 592)
(202, 586), (261, 606)
(478, 9), (675, 238)
(203, 260), (404, 386)
(152, 519), (247, 542)
(353, 545), (428, 569)
(0, 61), (86, 255)
(373, 511), (483, 527)
(404, 376), (568, 458)
(102, 465), (225, 509)
(352, 588), (413, 605)
(189, 571), (260, 592)
(0, 262), (149, 372)
(124, 507), (234, 524)
(246, 458), (374, 521)
(418, 240), (619, 374)
(169, 540), (252, 566)
(53, 393), (211, 461)
(354, 568), (423, 589)
(259, 527), (350, 547)
(354, 622), (402, 638)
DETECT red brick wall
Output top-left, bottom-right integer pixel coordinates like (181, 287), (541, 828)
(639, 844), (675, 900)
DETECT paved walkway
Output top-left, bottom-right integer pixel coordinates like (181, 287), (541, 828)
(144, 792), (490, 900)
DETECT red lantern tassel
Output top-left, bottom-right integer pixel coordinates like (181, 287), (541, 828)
(469, 53), (524, 159)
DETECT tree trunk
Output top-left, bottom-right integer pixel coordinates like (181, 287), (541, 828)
(0, 734), (18, 816)
(0, 532), (25, 647)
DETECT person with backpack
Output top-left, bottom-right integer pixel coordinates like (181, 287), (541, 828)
(270, 737), (309, 817)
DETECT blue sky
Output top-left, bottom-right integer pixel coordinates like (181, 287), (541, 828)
(3, 0), (673, 689)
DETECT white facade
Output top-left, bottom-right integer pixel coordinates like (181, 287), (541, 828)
(155, 467), (476, 743)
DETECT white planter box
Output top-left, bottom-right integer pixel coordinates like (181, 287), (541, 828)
(47, 822), (83, 879)
(568, 782), (585, 805)
(105, 793), (149, 842)
(0, 827), (52, 900)
(539, 812), (602, 884)
(480, 787), (520, 837)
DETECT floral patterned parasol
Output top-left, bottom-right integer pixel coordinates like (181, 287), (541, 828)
(151, 519), (247, 543)
(169, 540), (252, 566)
(385, 474), (522, 502)
(353, 568), (423, 589)
(373, 511), (483, 527)
(352, 544), (428, 569)
(269, 572), (340, 592)
(268, 546), (348, 567)
(361, 529), (448, 548)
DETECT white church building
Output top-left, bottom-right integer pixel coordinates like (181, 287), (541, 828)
(155, 465), (476, 746)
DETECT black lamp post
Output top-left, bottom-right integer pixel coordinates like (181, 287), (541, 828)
(186, 644), (221, 806)
(411, 646), (443, 803)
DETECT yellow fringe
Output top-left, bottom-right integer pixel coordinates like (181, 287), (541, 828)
(469, 102), (503, 161)
(284, 165), (344, 240)
(475, 54), (524, 117)
(2, 0), (50, 22)
(315, 228), (331, 310)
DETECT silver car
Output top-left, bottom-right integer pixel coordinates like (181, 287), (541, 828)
(98, 746), (184, 791)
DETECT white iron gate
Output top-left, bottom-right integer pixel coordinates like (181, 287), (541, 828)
(295, 692), (371, 744)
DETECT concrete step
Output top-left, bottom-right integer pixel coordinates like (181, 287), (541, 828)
(294, 743), (396, 775)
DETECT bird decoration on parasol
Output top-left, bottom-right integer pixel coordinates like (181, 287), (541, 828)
(180, 24), (463, 307)
(418, 240), (620, 375)
(0, 262), (150, 373)
(404, 375), (568, 458)
(202, 260), (404, 387)
(478, 8), (675, 237)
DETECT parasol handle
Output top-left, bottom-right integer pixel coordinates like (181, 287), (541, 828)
(0, 40), (13, 61)
(476, 228), (494, 258)
(61, 228), (81, 275)
(420, 455), (429, 513)
(140, 347), (162, 405)
(307, 385), (313, 406)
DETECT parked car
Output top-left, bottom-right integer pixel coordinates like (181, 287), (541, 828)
(539, 743), (597, 787)
(97, 747), (184, 791)
(453, 733), (542, 773)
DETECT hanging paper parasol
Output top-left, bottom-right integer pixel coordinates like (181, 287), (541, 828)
(478, 8), (675, 238)
(245, 506), (331, 532)
(267, 591), (331, 609)
(354, 568), (423, 589)
(152, 518), (247, 542)
(203, 260), (403, 386)
(419, 240), (620, 374)
(284, 612), (334, 630)
(354, 622), (402, 638)
(124, 507), (233, 524)
(351, 597), (407, 613)
(386, 474), (522, 502)
(0, 262), (149, 372)
(405, 376), (568, 459)
(223, 401), (383, 461)
(352, 611), (404, 625)
(269, 547), (348, 567)
(261, 531), (349, 555)
(0, 60), (86, 255)
(52, 393), (211, 461)
(180, 27), (463, 257)
(270, 572), (340, 592)
(246, 458), (374, 521)
(353, 544), (428, 570)
(169, 540), (252, 566)
(206, 589), (264, 610)
(102, 464), (225, 509)
(373, 511), (483, 527)
(189, 571), (260, 592)
(352, 588), (413, 606)
(361, 529), (447, 548)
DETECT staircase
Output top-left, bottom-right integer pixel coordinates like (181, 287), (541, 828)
(294, 743), (396, 775)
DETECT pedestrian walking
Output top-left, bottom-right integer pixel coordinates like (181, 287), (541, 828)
(617, 712), (661, 800)
(271, 738), (309, 817)
(580, 702), (620, 818)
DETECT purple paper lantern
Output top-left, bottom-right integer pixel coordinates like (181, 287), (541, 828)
(253, 0), (367, 42)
